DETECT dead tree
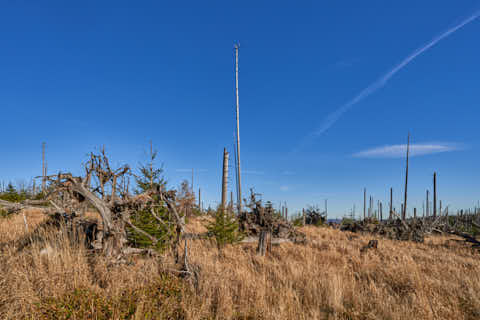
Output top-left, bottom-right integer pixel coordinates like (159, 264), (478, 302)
(42, 142), (46, 193)
(390, 188), (393, 220)
(0, 149), (187, 261)
(221, 148), (229, 212)
(433, 172), (437, 218)
(403, 133), (410, 221)
(426, 190), (430, 217)
(257, 230), (271, 256)
(363, 188), (366, 220)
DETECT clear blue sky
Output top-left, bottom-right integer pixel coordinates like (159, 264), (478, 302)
(1, 1), (479, 218)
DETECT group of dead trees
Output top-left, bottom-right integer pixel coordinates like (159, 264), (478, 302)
(236, 191), (306, 256)
(0, 146), (198, 264)
(303, 205), (327, 226)
(339, 212), (480, 250)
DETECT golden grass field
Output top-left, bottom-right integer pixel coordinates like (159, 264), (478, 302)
(0, 210), (479, 319)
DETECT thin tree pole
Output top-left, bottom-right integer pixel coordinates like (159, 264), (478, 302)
(372, 197), (374, 217)
(377, 200), (380, 220)
(233, 142), (239, 212)
(390, 187), (393, 220)
(325, 199), (328, 221)
(433, 172), (437, 218)
(363, 188), (366, 220)
(380, 202), (383, 221)
(198, 188), (201, 212)
(42, 142), (46, 192)
(234, 43), (242, 215)
(221, 148), (229, 213)
(370, 196), (373, 218)
(403, 133), (410, 221)
(426, 190), (429, 217)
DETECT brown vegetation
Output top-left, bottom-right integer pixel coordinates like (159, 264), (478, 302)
(1, 210), (480, 319)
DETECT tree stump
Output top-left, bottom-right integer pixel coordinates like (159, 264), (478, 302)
(257, 230), (271, 256)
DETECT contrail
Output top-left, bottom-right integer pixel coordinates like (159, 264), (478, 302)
(296, 9), (480, 151)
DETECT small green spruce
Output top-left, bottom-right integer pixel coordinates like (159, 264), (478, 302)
(127, 206), (176, 251)
(207, 208), (244, 250)
(0, 183), (26, 203)
(126, 143), (175, 251)
(134, 144), (166, 194)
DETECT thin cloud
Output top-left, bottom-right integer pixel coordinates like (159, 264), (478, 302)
(281, 170), (295, 175)
(280, 185), (289, 192)
(353, 143), (463, 158)
(294, 9), (480, 151)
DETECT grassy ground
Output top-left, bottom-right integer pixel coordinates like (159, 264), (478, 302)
(0, 211), (479, 319)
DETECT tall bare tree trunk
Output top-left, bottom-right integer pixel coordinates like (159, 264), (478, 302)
(221, 148), (229, 213)
(426, 190), (429, 217)
(234, 44), (242, 215)
(198, 188), (201, 213)
(403, 133), (410, 221)
(380, 202), (383, 221)
(433, 172), (437, 218)
(363, 188), (366, 220)
(42, 142), (46, 193)
(390, 187), (393, 220)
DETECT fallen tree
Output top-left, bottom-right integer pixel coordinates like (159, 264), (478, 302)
(0, 148), (187, 262)
(238, 191), (306, 245)
(340, 217), (425, 243)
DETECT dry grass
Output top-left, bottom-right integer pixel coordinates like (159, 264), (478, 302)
(1, 212), (479, 319)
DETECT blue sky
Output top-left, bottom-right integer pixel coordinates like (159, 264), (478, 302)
(1, 1), (479, 218)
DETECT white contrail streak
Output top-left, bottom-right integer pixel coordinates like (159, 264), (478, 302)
(297, 10), (479, 150)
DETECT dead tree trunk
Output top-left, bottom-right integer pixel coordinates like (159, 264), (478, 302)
(198, 188), (201, 212)
(433, 172), (437, 218)
(390, 187), (393, 220)
(380, 202), (383, 221)
(403, 133), (410, 221)
(426, 190), (430, 217)
(42, 142), (46, 193)
(363, 188), (366, 221)
(221, 148), (229, 213)
(257, 230), (271, 256)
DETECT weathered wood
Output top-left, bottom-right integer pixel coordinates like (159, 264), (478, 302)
(433, 172), (437, 218)
(363, 188), (366, 220)
(403, 133), (410, 221)
(390, 188), (393, 220)
(426, 190), (429, 217)
(221, 148), (229, 212)
(256, 230), (271, 256)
